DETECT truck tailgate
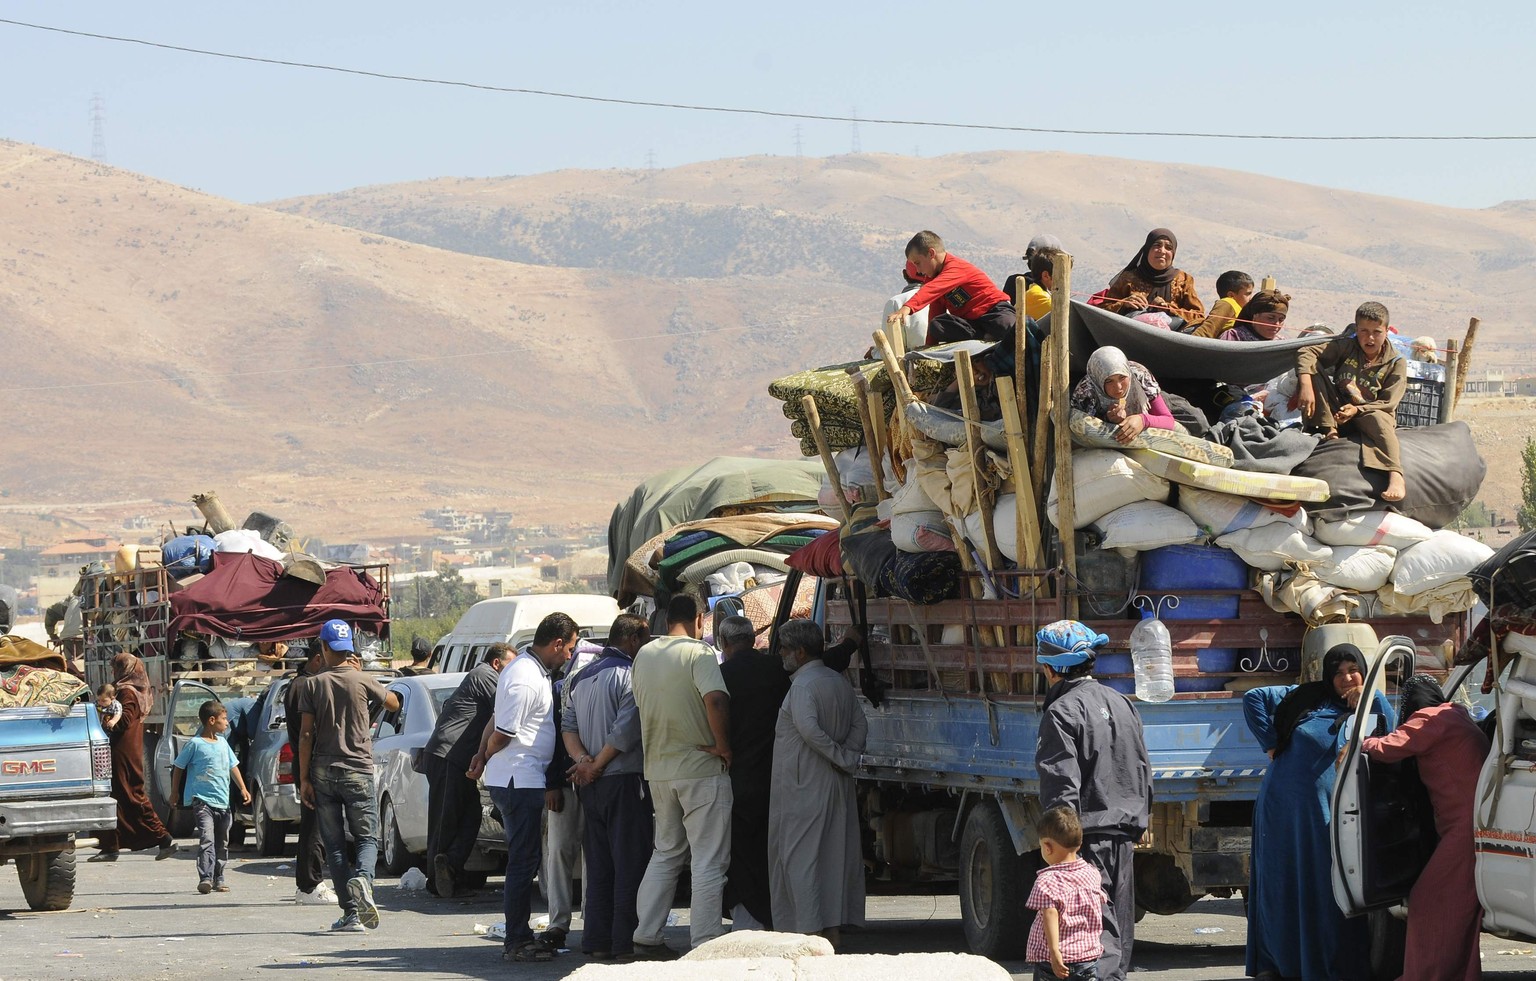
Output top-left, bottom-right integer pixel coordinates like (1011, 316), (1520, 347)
(0, 706), (107, 801)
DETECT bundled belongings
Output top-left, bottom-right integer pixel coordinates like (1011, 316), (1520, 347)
(169, 551), (388, 642)
(162, 535), (217, 578)
(623, 512), (839, 601)
(1293, 421), (1484, 527)
(840, 525), (963, 605)
(770, 356), (946, 457)
(606, 457), (825, 601)
(1069, 410), (1234, 466)
(0, 635), (87, 707)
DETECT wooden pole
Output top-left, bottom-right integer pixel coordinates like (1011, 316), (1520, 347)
(996, 376), (1043, 593)
(955, 351), (1006, 646)
(1049, 252), (1078, 617)
(847, 368), (889, 502)
(867, 390), (892, 490)
(801, 395), (856, 525)
(1455, 317), (1480, 407)
(1440, 339), (1459, 425)
(1014, 279), (1031, 452)
(1031, 343), (1053, 536)
(891, 309), (908, 359)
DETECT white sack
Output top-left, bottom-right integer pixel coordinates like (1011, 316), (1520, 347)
(961, 493), (1025, 563)
(1313, 510), (1437, 549)
(1047, 449), (1169, 530)
(1391, 531), (1495, 597)
(1177, 487), (1303, 539)
(1309, 544), (1397, 592)
(818, 447), (880, 509)
(213, 528), (286, 561)
(1094, 501), (1201, 553)
(1216, 524), (1332, 572)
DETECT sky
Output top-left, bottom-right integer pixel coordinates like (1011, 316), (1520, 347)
(0, 1), (1533, 208)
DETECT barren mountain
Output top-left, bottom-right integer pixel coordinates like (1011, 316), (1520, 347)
(2, 142), (1532, 546)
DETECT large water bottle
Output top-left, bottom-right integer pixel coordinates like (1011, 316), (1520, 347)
(1130, 616), (1175, 703)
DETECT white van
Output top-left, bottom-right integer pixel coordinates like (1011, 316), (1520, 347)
(433, 594), (621, 674)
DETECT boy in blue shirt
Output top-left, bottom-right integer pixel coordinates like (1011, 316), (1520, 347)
(171, 700), (252, 894)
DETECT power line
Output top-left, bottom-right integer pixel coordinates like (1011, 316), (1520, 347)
(4, 17), (1534, 143)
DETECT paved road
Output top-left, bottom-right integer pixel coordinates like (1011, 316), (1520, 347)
(5, 845), (1536, 980)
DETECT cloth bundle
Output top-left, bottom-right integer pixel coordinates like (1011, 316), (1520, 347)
(840, 526), (963, 605)
(657, 527), (829, 592)
(0, 665), (89, 708)
(769, 357), (943, 456)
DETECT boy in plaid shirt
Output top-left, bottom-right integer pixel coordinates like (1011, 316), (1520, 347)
(1027, 806), (1108, 980)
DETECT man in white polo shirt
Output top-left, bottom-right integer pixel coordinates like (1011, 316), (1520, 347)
(468, 612), (580, 964)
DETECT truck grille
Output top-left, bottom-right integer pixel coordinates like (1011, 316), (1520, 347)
(93, 741), (113, 781)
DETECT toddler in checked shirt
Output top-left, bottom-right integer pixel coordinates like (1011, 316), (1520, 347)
(1027, 806), (1108, 980)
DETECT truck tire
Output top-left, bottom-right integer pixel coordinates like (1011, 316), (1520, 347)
(17, 843), (77, 911)
(378, 797), (412, 876)
(251, 790), (287, 857)
(959, 801), (1039, 960)
(1368, 908), (1407, 981)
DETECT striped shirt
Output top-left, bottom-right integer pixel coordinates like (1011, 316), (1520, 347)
(1026, 858), (1107, 965)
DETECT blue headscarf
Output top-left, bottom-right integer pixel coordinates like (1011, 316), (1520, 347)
(1036, 619), (1110, 670)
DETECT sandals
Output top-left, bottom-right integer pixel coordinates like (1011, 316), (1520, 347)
(504, 941), (554, 963)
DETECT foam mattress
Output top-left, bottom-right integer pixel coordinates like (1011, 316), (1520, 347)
(1129, 447), (1330, 503)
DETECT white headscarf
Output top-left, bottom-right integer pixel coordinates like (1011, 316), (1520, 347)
(1084, 346), (1151, 416)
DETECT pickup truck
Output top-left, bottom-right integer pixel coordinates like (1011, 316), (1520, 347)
(0, 702), (117, 910)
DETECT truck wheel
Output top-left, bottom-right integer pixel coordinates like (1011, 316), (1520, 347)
(959, 801), (1039, 960)
(252, 791), (287, 857)
(1368, 908), (1407, 981)
(378, 797), (412, 876)
(17, 843), (77, 911)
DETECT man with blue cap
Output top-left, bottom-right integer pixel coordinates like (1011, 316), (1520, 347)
(1034, 620), (1151, 981)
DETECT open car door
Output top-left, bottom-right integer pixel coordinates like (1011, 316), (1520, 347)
(1330, 635), (1438, 918)
(1473, 632), (1536, 941)
(150, 679), (220, 812)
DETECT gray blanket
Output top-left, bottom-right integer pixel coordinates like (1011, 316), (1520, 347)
(1208, 411), (1321, 474)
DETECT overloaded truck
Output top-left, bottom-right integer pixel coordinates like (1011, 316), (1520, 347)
(621, 260), (1486, 967)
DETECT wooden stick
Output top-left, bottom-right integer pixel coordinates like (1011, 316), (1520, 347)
(847, 368), (889, 502)
(801, 395), (856, 525)
(1049, 252), (1078, 617)
(891, 308), (908, 359)
(872, 330), (918, 406)
(867, 389), (892, 492)
(1440, 339), (1459, 425)
(1013, 277), (1031, 464)
(955, 352), (1006, 646)
(1455, 317), (1480, 407)
(996, 376), (1043, 580)
(1031, 343), (1053, 535)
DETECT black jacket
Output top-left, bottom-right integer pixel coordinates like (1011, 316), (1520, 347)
(1036, 676), (1152, 838)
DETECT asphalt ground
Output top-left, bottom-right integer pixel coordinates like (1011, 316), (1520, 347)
(4, 844), (1536, 980)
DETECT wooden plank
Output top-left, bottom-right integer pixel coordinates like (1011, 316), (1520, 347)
(871, 330), (917, 406)
(1013, 278), (1031, 458)
(1440, 339), (1459, 424)
(995, 376), (1044, 600)
(847, 368), (888, 501)
(1455, 317), (1479, 407)
(800, 395), (855, 525)
(1049, 252), (1077, 617)
(867, 390), (892, 492)
(1031, 343), (1053, 538)
(955, 351), (1007, 647)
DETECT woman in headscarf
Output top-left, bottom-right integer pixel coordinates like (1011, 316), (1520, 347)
(1219, 290), (1291, 342)
(1099, 228), (1206, 328)
(92, 651), (175, 861)
(1360, 675), (1489, 981)
(1242, 645), (1395, 981)
(1069, 346), (1180, 445)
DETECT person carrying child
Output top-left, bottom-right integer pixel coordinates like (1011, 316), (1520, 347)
(95, 683), (122, 732)
(1297, 301), (1409, 502)
(1069, 346), (1179, 445)
(886, 230), (1015, 345)
(1192, 270), (1254, 338)
(171, 700), (252, 895)
(1027, 806), (1109, 980)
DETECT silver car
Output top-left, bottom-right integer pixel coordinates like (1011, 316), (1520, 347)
(372, 673), (503, 881)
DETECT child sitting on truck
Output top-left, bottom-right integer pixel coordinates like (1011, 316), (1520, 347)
(171, 700), (251, 895)
(1192, 270), (1254, 338)
(1297, 301), (1409, 501)
(1070, 346), (1180, 445)
(95, 683), (121, 731)
(1026, 806), (1107, 981)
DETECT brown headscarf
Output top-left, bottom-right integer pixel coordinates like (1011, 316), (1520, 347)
(1122, 228), (1180, 298)
(110, 652), (152, 714)
(1228, 290), (1291, 342)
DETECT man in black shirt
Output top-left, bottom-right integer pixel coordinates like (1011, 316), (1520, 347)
(718, 615), (790, 929)
(423, 642), (512, 898)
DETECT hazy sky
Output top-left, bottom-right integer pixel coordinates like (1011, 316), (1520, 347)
(2, 1), (1532, 208)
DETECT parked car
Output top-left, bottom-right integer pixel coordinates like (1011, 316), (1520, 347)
(372, 673), (502, 881)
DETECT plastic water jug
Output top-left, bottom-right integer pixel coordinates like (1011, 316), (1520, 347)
(1130, 616), (1175, 703)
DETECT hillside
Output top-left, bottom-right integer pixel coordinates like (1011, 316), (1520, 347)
(2, 142), (1533, 547)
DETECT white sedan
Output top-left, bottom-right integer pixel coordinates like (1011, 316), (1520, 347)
(371, 673), (501, 881)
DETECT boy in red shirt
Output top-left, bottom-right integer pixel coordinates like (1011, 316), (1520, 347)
(1027, 806), (1108, 980)
(885, 230), (1014, 345)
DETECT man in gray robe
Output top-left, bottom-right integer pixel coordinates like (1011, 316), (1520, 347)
(767, 619), (868, 947)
